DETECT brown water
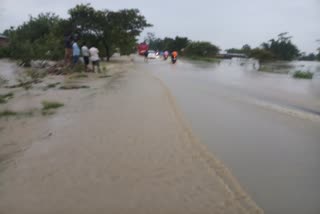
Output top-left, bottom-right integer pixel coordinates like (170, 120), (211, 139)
(0, 59), (262, 214)
(142, 58), (320, 214)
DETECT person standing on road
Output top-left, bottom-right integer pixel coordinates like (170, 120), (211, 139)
(72, 40), (80, 65)
(81, 42), (90, 72)
(64, 34), (73, 65)
(144, 50), (149, 62)
(89, 45), (101, 73)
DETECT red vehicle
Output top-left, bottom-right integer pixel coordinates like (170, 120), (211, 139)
(137, 42), (149, 55)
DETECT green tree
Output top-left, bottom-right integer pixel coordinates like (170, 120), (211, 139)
(260, 32), (299, 60)
(249, 48), (274, 62)
(317, 39), (320, 61)
(242, 44), (251, 55)
(184, 41), (219, 57)
(172, 36), (189, 52)
(226, 44), (251, 55)
(68, 4), (151, 60)
(2, 13), (65, 64)
(145, 34), (189, 52)
(299, 53), (316, 61)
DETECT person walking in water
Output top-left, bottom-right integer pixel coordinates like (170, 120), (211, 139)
(81, 42), (90, 72)
(89, 45), (101, 73)
(72, 40), (80, 65)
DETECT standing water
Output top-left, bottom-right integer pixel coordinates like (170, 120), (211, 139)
(144, 58), (320, 214)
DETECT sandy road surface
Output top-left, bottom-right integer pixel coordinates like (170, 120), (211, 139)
(0, 61), (262, 214)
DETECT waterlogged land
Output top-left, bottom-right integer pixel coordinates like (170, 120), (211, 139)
(147, 58), (320, 214)
(0, 58), (262, 214)
(1, 57), (320, 214)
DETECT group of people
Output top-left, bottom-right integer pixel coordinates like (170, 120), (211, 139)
(144, 50), (178, 63)
(64, 34), (100, 73)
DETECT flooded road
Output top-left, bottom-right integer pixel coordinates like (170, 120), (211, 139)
(143, 59), (320, 214)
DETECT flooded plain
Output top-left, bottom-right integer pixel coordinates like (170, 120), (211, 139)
(145, 58), (320, 214)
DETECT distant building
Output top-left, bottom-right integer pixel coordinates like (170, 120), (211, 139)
(0, 35), (9, 47)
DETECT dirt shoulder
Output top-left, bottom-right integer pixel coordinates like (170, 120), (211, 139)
(0, 59), (262, 214)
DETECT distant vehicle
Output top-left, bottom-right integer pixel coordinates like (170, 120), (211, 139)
(171, 51), (178, 64)
(137, 42), (149, 55)
(147, 50), (157, 59)
(163, 51), (169, 60)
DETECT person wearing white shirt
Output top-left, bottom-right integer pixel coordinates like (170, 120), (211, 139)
(89, 46), (100, 73)
(81, 42), (90, 72)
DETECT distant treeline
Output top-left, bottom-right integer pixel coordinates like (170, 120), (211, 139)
(226, 33), (320, 62)
(144, 32), (320, 62)
(0, 5), (319, 64)
(144, 32), (220, 58)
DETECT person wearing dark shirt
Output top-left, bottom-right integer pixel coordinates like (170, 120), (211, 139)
(64, 34), (73, 65)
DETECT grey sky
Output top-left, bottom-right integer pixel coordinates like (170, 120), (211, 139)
(1, 0), (319, 53)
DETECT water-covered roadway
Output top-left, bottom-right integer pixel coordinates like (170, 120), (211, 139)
(141, 58), (320, 214)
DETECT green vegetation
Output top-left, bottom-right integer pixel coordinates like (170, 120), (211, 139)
(145, 33), (220, 61)
(0, 110), (17, 117)
(59, 85), (89, 90)
(293, 71), (313, 79)
(98, 75), (112, 78)
(185, 56), (220, 63)
(67, 4), (151, 60)
(26, 69), (47, 80)
(42, 101), (64, 110)
(226, 44), (251, 55)
(146, 33), (190, 52)
(0, 93), (14, 104)
(184, 41), (220, 58)
(46, 82), (60, 88)
(1, 4), (151, 64)
(299, 53), (317, 61)
(0, 110), (33, 118)
(250, 33), (299, 62)
(69, 73), (88, 79)
(41, 101), (64, 115)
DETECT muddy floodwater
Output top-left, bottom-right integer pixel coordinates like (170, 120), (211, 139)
(143, 58), (320, 214)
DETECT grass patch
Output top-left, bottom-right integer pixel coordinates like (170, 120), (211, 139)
(26, 69), (47, 80)
(0, 110), (33, 118)
(46, 82), (60, 89)
(0, 110), (17, 117)
(98, 75), (112, 79)
(293, 71), (313, 79)
(258, 65), (269, 72)
(41, 101), (64, 116)
(59, 85), (90, 90)
(69, 73), (88, 79)
(0, 93), (14, 104)
(42, 101), (64, 111)
(185, 56), (220, 63)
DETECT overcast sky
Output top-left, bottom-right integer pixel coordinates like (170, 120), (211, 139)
(1, 0), (319, 53)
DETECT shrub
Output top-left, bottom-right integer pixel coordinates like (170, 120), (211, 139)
(0, 93), (14, 104)
(293, 71), (313, 79)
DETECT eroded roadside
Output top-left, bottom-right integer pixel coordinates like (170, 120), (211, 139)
(0, 58), (262, 214)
